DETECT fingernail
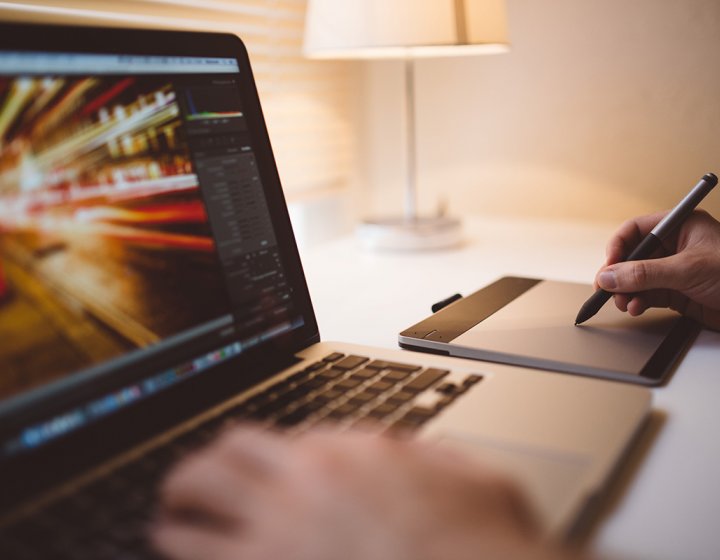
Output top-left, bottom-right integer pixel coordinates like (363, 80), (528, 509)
(598, 270), (617, 290)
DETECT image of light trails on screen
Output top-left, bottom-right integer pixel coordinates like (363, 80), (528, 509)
(0, 74), (230, 402)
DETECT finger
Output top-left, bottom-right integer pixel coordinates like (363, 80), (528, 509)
(493, 477), (539, 534)
(215, 426), (294, 478)
(152, 521), (239, 560)
(626, 289), (693, 317)
(160, 454), (257, 525)
(289, 429), (395, 476)
(596, 254), (687, 294)
(626, 296), (649, 316)
(613, 293), (632, 312)
(296, 426), (388, 451)
(605, 211), (669, 265)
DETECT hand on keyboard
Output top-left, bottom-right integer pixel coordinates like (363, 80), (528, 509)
(153, 427), (582, 560)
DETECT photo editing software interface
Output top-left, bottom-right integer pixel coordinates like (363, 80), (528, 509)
(0, 52), (303, 455)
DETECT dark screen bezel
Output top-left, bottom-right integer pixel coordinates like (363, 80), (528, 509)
(0, 22), (320, 502)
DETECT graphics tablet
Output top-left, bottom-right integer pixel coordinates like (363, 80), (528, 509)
(399, 277), (699, 386)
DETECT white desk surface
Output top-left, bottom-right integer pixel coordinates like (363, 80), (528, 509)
(299, 216), (720, 560)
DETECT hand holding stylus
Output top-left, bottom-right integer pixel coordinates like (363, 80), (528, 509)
(585, 207), (720, 331)
(575, 173), (719, 327)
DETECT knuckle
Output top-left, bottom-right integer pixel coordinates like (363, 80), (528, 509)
(680, 254), (704, 287)
(620, 217), (637, 231)
(606, 238), (623, 259)
(630, 261), (650, 288)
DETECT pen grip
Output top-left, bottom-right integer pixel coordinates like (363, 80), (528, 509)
(574, 233), (664, 324)
(623, 233), (662, 263)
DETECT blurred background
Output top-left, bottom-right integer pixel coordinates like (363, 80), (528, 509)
(1, 0), (720, 247)
(359, 0), (720, 226)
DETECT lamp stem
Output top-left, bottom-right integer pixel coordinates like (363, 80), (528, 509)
(404, 57), (417, 223)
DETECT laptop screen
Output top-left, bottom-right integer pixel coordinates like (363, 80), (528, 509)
(0, 47), (310, 455)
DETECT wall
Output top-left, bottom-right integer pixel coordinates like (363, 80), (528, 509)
(358, 0), (720, 224)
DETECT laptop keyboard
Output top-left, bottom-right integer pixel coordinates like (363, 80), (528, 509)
(0, 353), (482, 559)
(240, 352), (481, 430)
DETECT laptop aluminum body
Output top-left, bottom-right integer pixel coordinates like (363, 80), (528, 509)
(0, 23), (649, 553)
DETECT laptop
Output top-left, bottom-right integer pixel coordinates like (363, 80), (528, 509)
(0, 22), (650, 558)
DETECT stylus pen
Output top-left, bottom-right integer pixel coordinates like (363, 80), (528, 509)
(575, 172), (718, 325)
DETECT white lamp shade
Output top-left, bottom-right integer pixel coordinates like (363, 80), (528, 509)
(304, 0), (509, 59)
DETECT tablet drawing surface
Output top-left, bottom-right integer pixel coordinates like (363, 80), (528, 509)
(399, 278), (698, 385)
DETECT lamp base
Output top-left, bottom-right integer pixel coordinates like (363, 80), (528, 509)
(356, 215), (463, 251)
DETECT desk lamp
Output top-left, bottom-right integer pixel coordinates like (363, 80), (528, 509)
(304, 0), (509, 250)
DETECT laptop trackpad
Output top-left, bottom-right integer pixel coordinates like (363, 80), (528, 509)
(435, 434), (593, 535)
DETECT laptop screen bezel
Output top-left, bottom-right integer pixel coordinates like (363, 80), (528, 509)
(0, 22), (321, 500)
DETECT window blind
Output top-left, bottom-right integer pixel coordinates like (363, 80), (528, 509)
(0, 0), (358, 197)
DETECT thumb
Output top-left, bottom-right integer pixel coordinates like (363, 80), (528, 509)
(596, 256), (686, 293)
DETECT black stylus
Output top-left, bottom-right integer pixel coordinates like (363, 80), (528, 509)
(575, 172), (718, 325)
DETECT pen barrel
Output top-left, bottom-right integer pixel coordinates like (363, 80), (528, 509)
(623, 232), (662, 262)
(652, 174), (718, 240)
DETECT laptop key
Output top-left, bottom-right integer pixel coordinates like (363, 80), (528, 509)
(317, 367), (345, 380)
(386, 390), (415, 405)
(403, 368), (449, 393)
(252, 400), (289, 419)
(265, 379), (295, 395)
(350, 367), (380, 380)
(463, 374), (484, 387)
(401, 406), (437, 424)
(327, 402), (359, 419)
(332, 355), (369, 370)
(366, 380), (393, 393)
(304, 361), (328, 373)
(285, 370), (314, 385)
(349, 392), (376, 405)
(386, 419), (420, 435)
(435, 382), (462, 395)
(276, 401), (324, 426)
(296, 377), (329, 391)
(367, 402), (399, 419)
(382, 370), (411, 382)
(366, 360), (422, 372)
(413, 390), (448, 412)
(335, 378), (362, 391)
(352, 389), (380, 401)
(274, 386), (308, 402)
(315, 388), (344, 403)
(322, 352), (345, 362)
